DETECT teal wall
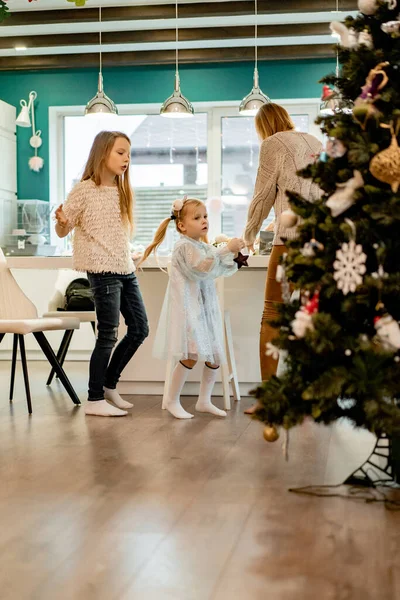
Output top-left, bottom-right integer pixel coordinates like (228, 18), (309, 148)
(0, 59), (334, 202)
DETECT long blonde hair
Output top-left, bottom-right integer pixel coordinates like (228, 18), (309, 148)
(139, 198), (208, 266)
(255, 103), (295, 141)
(81, 130), (134, 234)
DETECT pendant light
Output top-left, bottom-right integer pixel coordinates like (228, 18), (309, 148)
(239, 0), (270, 116)
(85, 4), (118, 116)
(319, 45), (352, 115)
(160, 0), (194, 118)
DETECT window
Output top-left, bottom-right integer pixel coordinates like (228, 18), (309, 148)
(63, 112), (207, 254)
(220, 106), (318, 239)
(50, 100), (322, 253)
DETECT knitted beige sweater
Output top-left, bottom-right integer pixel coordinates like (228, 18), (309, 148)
(63, 179), (135, 274)
(244, 130), (322, 246)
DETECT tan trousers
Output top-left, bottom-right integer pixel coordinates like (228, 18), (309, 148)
(259, 244), (288, 382)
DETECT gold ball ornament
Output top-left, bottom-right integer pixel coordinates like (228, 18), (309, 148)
(263, 425), (280, 442)
(369, 131), (400, 193)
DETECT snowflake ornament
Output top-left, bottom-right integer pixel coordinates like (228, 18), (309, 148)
(333, 240), (367, 295)
(265, 342), (280, 360)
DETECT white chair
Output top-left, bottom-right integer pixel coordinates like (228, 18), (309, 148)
(42, 270), (96, 386)
(161, 269), (240, 411)
(0, 249), (81, 413)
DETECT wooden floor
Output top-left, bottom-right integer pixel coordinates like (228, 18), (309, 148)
(0, 362), (399, 600)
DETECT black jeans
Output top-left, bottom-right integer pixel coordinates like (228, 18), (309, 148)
(87, 272), (149, 401)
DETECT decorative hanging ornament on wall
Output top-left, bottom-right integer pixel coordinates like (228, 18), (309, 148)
(15, 90), (44, 173)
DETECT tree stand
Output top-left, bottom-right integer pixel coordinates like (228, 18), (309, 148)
(344, 433), (400, 487)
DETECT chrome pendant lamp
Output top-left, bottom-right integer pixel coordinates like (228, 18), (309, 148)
(160, 0), (194, 118)
(319, 46), (352, 115)
(239, 0), (270, 116)
(320, 1), (352, 115)
(85, 4), (118, 116)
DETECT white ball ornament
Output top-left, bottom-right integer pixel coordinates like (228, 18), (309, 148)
(280, 209), (298, 229)
(29, 131), (42, 149)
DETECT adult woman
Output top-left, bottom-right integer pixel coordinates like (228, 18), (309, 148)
(243, 103), (322, 413)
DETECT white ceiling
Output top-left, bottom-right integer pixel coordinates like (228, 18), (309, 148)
(0, 1), (359, 68)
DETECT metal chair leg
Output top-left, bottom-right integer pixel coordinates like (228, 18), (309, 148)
(33, 331), (81, 406)
(10, 334), (19, 401)
(46, 329), (74, 385)
(18, 335), (32, 414)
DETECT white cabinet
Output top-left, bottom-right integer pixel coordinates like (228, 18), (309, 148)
(0, 98), (17, 246)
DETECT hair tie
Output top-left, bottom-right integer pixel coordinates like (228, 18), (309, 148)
(170, 214), (177, 221)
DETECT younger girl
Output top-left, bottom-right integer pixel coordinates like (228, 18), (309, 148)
(55, 131), (149, 417)
(140, 197), (244, 419)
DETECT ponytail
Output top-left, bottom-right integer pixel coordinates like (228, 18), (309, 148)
(138, 217), (171, 267)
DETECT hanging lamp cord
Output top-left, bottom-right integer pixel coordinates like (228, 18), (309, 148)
(99, 4), (102, 76)
(175, 0), (179, 77)
(254, 0), (258, 73)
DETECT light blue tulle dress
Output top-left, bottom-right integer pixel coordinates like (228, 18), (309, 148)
(153, 235), (238, 365)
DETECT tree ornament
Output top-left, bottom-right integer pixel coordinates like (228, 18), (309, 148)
(326, 138), (347, 159)
(333, 237), (367, 295)
(374, 313), (400, 351)
(358, 30), (374, 49)
(326, 170), (364, 217)
(381, 19), (400, 36)
(276, 254), (291, 304)
(265, 342), (280, 360)
(233, 252), (249, 269)
(291, 291), (319, 338)
(358, 0), (397, 15)
(263, 425), (279, 442)
(330, 22), (358, 48)
(330, 22), (373, 49)
(353, 62), (390, 130)
(300, 239), (324, 257)
(369, 124), (400, 193)
(280, 209), (298, 228)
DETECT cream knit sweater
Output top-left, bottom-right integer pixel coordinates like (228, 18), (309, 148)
(244, 130), (322, 246)
(63, 179), (135, 274)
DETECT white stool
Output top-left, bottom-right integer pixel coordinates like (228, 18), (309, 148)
(162, 275), (240, 411)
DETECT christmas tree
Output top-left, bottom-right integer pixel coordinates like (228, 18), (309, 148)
(252, 0), (400, 467)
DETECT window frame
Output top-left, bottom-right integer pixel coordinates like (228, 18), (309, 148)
(49, 98), (322, 246)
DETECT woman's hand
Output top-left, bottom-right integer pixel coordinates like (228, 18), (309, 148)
(227, 238), (245, 254)
(55, 204), (68, 228)
(245, 241), (254, 254)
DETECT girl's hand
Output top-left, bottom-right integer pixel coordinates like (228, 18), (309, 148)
(55, 204), (68, 228)
(227, 237), (245, 253)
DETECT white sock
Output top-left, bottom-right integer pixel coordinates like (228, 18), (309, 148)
(104, 387), (133, 409)
(166, 362), (194, 419)
(195, 365), (227, 417)
(85, 399), (128, 417)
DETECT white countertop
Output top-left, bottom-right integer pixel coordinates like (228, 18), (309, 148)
(7, 254), (269, 270)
